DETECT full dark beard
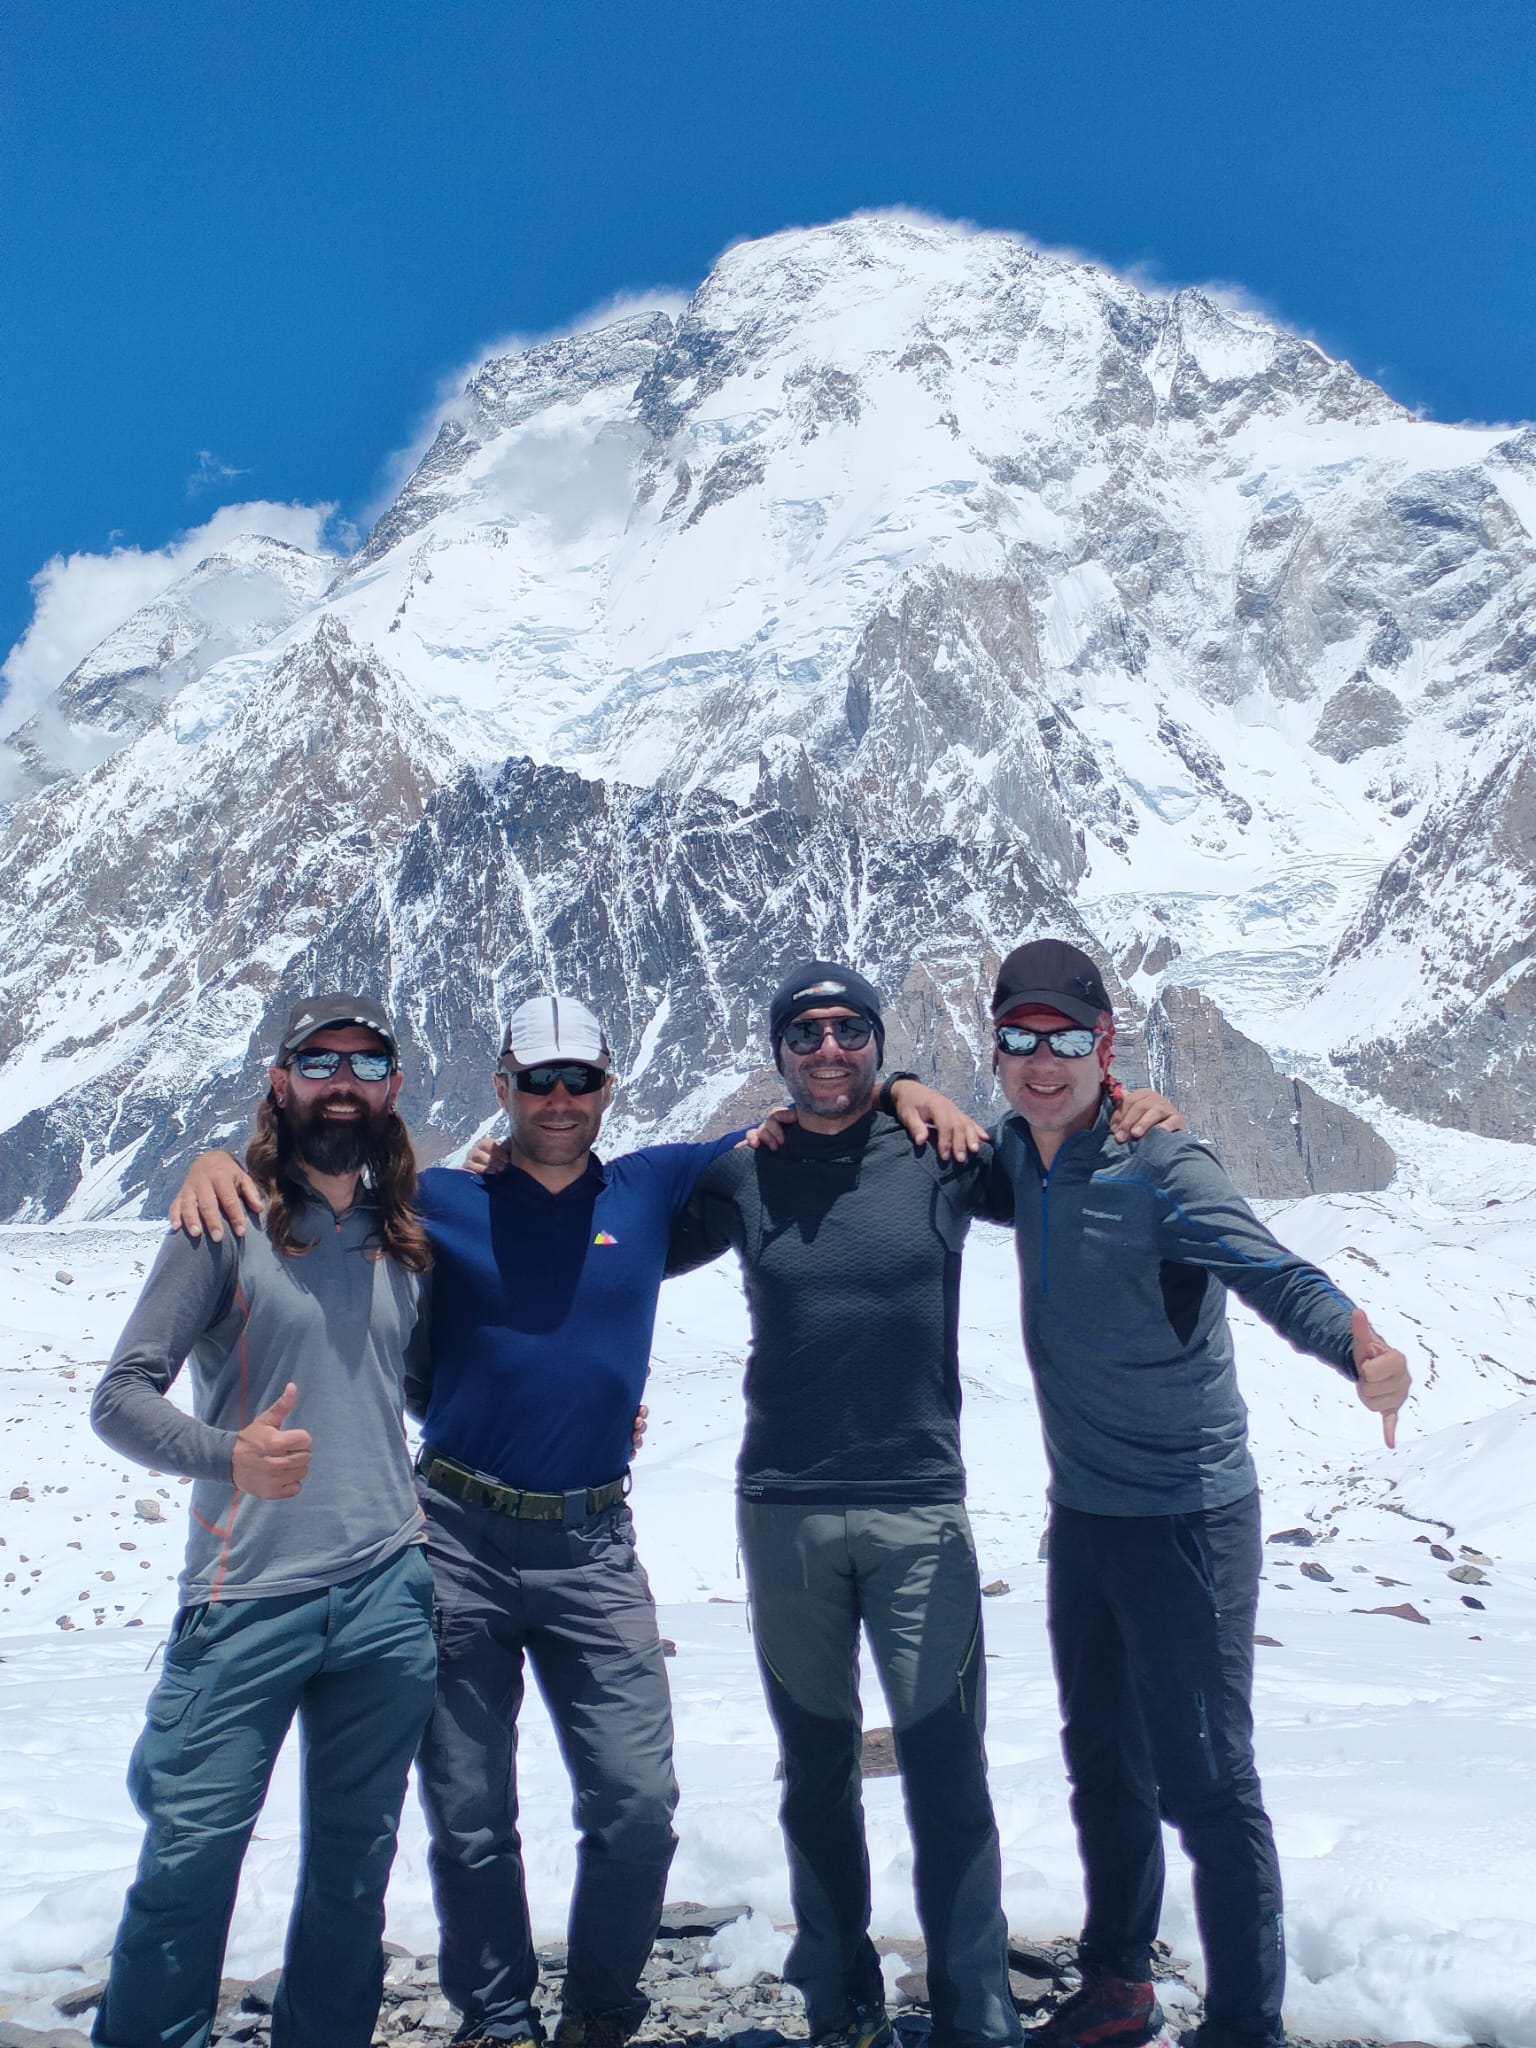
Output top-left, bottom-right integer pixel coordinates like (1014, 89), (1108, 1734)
(284, 1097), (390, 1178)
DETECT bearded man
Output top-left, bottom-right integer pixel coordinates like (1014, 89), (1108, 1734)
(89, 995), (437, 2048)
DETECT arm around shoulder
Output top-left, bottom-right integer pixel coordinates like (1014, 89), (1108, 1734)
(663, 1148), (743, 1278)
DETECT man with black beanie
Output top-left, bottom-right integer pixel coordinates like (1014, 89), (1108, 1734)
(674, 958), (1014, 2048)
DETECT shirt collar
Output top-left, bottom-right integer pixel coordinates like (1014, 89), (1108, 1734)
(491, 1151), (609, 1201)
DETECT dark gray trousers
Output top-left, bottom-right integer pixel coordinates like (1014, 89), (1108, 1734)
(1048, 1491), (1284, 2048)
(415, 1484), (679, 2041)
(739, 1500), (1021, 2048)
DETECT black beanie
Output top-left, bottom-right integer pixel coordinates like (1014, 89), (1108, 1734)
(769, 959), (886, 1070)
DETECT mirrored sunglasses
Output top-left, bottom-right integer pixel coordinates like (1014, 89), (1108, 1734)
(289, 1048), (395, 1082)
(780, 1016), (874, 1054)
(507, 1063), (609, 1096)
(994, 1024), (1099, 1060)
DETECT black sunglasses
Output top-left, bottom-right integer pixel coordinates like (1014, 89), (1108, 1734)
(289, 1048), (395, 1082)
(780, 1015), (874, 1055)
(994, 1024), (1099, 1060)
(505, 1063), (609, 1096)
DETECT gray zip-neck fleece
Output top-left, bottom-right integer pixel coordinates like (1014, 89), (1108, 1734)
(991, 1108), (1358, 1515)
(92, 1191), (429, 1602)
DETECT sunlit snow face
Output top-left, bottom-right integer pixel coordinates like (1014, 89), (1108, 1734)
(776, 1005), (880, 1124)
(993, 1005), (1109, 1139)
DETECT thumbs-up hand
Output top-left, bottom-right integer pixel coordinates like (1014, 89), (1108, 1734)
(232, 1383), (313, 1498)
(1351, 1310), (1411, 1449)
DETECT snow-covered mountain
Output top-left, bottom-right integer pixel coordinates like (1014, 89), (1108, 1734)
(2, 213), (1533, 1217)
(2, 535), (337, 798)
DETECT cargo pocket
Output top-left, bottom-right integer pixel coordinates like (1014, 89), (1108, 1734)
(146, 1668), (202, 1731)
(127, 1669), (207, 1829)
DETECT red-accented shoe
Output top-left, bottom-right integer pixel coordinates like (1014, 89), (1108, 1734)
(1025, 1976), (1167, 2048)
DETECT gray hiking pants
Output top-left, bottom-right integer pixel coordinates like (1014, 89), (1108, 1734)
(415, 1482), (679, 2040)
(738, 1500), (1021, 2048)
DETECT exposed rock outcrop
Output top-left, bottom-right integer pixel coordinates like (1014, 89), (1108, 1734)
(1311, 677), (1409, 762)
(1146, 987), (1396, 1196)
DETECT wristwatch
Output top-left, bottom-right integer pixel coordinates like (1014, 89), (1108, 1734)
(877, 1071), (921, 1117)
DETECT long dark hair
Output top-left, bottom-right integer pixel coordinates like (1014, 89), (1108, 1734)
(245, 1094), (432, 1273)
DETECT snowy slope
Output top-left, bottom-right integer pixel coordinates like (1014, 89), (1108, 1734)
(2, 1176), (1534, 2046)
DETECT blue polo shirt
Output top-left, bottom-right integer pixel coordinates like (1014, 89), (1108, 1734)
(415, 1135), (740, 1492)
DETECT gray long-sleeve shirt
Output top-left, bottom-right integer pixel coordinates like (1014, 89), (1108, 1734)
(92, 1191), (428, 1603)
(990, 1108), (1358, 1515)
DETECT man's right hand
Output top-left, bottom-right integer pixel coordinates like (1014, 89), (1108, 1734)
(464, 1137), (510, 1174)
(1351, 1309), (1411, 1448)
(170, 1150), (262, 1243)
(231, 1384), (312, 1499)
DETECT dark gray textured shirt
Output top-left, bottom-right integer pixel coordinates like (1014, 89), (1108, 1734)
(673, 1111), (994, 1503)
(991, 1106), (1358, 1515)
(92, 1191), (428, 1602)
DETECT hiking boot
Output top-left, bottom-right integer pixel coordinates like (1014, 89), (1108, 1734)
(452, 2031), (543, 2048)
(551, 2012), (634, 2048)
(1026, 1976), (1166, 2048)
(813, 2004), (896, 2048)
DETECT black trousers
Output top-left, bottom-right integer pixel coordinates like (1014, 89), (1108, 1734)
(1047, 1491), (1284, 2048)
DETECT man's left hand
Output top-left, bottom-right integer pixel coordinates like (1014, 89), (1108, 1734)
(1351, 1309), (1411, 1448)
(1110, 1088), (1184, 1140)
(632, 1403), (649, 1455)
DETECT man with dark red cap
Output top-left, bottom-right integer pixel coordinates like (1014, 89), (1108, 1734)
(888, 940), (1411, 2048)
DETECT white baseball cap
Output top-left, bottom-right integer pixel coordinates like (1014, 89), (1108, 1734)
(500, 994), (611, 1068)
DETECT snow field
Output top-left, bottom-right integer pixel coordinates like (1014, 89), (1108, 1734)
(1, 1190), (1534, 2045)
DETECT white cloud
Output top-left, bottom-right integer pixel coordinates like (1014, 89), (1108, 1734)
(187, 449), (252, 496)
(0, 500), (338, 740)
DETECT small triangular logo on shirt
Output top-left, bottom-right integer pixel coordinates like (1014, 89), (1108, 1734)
(594, 1231), (618, 1245)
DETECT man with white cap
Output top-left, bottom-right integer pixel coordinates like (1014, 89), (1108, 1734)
(171, 994), (752, 2048)
(406, 994), (743, 2048)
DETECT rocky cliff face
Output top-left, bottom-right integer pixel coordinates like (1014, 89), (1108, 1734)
(1, 213), (1532, 1215)
(0, 721), (1094, 1215)
(1145, 987), (1397, 1197)
(0, 617), (454, 1216)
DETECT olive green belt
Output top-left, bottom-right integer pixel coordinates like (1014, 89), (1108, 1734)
(419, 1452), (626, 1522)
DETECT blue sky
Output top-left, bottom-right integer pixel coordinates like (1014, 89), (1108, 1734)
(4, 0), (1533, 706)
